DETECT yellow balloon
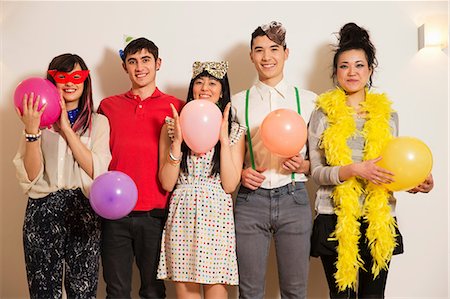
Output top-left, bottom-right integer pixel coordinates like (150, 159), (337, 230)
(377, 137), (433, 192)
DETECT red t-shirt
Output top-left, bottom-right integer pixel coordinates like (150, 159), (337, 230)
(98, 88), (184, 211)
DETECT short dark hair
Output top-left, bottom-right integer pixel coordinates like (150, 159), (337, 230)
(250, 25), (287, 50)
(122, 37), (159, 62)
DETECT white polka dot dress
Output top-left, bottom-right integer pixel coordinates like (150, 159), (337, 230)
(157, 120), (245, 285)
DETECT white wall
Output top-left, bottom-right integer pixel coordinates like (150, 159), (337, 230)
(1, 1), (448, 298)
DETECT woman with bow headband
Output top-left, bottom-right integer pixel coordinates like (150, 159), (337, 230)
(157, 61), (246, 299)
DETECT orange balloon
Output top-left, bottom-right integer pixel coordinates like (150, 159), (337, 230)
(376, 137), (433, 192)
(260, 109), (307, 158)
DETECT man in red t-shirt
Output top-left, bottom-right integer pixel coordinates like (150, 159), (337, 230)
(98, 37), (184, 299)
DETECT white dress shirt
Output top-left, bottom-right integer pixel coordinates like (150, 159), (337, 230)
(231, 79), (317, 189)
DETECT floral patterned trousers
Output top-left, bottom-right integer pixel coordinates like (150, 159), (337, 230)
(23, 188), (101, 299)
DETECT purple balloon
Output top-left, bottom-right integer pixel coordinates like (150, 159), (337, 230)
(14, 77), (61, 127)
(89, 171), (138, 220)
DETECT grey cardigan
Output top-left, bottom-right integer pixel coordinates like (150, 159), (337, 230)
(308, 108), (399, 216)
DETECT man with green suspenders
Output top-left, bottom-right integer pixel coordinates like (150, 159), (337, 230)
(231, 21), (317, 299)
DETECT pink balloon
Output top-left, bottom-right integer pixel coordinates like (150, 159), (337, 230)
(179, 100), (222, 154)
(89, 171), (138, 220)
(260, 109), (307, 158)
(14, 77), (61, 127)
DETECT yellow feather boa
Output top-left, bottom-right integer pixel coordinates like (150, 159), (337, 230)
(317, 88), (397, 291)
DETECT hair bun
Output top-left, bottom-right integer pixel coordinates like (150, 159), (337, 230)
(338, 22), (370, 48)
(332, 22), (378, 88)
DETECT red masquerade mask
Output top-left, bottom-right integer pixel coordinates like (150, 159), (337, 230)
(48, 70), (90, 84)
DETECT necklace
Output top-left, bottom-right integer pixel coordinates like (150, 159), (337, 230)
(67, 107), (80, 126)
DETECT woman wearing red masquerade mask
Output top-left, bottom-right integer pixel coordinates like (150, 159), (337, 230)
(48, 69), (90, 85)
(13, 53), (111, 298)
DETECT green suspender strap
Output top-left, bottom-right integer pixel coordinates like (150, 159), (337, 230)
(245, 89), (256, 170)
(245, 87), (301, 182)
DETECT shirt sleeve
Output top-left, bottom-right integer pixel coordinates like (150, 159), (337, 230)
(308, 108), (342, 186)
(80, 113), (112, 197)
(97, 101), (105, 115)
(391, 112), (399, 137)
(230, 90), (246, 126)
(12, 137), (45, 195)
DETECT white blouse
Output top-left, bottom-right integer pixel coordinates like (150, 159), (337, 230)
(13, 113), (112, 199)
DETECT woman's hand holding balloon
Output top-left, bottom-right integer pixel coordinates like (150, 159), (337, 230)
(353, 157), (394, 185)
(16, 92), (46, 134)
(407, 173), (434, 194)
(14, 77), (61, 128)
(170, 103), (183, 154)
(16, 92), (46, 181)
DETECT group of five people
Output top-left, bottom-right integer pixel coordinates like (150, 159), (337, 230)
(14, 21), (434, 299)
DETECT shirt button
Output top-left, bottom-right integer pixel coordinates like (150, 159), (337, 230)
(138, 105), (142, 108)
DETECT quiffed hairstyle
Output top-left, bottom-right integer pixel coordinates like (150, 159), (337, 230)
(121, 37), (159, 62)
(46, 53), (93, 135)
(332, 22), (378, 87)
(250, 21), (287, 50)
(180, 70), (232, 176)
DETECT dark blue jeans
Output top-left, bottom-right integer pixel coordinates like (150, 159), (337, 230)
(101, 211), (166, 299)
(234, 182), (313, 299)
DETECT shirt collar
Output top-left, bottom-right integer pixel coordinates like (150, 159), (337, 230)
(255, 78), (289, 100)
(124, 87), (162, 101)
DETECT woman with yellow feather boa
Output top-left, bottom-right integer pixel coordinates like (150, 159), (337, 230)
(308, 22), (434, 298)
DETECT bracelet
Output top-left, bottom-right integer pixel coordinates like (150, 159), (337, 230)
(24, 129), (42, 142)
(169, 150), (182, 162)
(167, 151), (181, 166)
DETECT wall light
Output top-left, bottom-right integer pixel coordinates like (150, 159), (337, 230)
(418, 17), (448, 52)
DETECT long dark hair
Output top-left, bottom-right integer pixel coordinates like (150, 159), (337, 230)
(46, 53), (93, 135)
(180, 71), (232, 176)
(332, 22), (378, 88)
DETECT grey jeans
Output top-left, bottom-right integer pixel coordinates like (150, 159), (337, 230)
(235, 182), (312, 299)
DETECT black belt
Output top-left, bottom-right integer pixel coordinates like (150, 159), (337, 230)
(126, 208), (167, 219)
(239, 181), (305, 196)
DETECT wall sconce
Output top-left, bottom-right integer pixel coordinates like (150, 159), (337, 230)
(418, 17), (448, 52)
